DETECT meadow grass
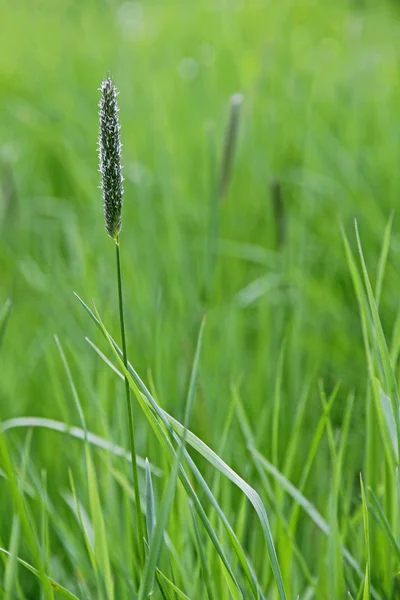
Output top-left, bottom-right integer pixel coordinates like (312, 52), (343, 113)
(1, 0), (400, 597)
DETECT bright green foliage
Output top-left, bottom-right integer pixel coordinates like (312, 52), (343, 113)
(1, 0), (400, 597)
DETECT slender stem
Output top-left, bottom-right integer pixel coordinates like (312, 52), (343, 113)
(115, 238), (146, 566)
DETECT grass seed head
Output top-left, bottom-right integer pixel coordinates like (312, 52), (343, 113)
(98, 77), (124, 240)
(218, 92), (243, 201)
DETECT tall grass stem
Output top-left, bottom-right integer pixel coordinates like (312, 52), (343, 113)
(116, 237), (146, 567)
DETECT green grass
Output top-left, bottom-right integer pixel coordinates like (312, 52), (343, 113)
(1, 0), (400, 597)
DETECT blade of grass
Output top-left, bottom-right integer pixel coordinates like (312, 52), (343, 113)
(251, 448), (379, 600)
(3, 515), (20, 600)
(367, 488), (400, 560)
(156, 569), (191, 600)
(76, 291), (268, 599)
(67, 469), (96, 576)
(0, 430), (55, 600)
(54, 336), (87, 431)
(235, 393), (317, 593)
(85, 446), (114, 600)
(56, 335), (113, 600)
(0, 547), (79, 599)
(354, 221), (400, 457)
(360, 474), (370, 600)
(40, 471), (50, 600)
(138, 318), (205, 600)
(163, 409), (285, 598)
(378, 387), (398, 460)
(362, 567), (370, 600)
(5, 431), (33, 599)
(0, 417), (159, 474)
(190, 503), (215, 600)
(290, 384), (340, 536)
(145, 458), (156, 541)
(375, 211), (393, 307)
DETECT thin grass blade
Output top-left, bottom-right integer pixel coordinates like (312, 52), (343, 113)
(252, 449), (379, 600)
(145, 458), (156, 541)
(0, 417), (158, 474)
(0, 547), (79, 599)
(138, 318), (206, 600)
(76, 291), (265, 599)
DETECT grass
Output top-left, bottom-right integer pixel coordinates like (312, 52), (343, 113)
(1, 0), (400, 597)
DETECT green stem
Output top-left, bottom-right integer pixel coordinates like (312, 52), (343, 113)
(115, 238), (146, 567)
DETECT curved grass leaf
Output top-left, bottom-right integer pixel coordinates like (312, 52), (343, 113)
(354, 222), (400, 460)
(138, 318), (206, 600)
(75, 292), (285, 599)
(0, 547), (79, 599)
(55, 335), (113, 600)
(163, 409), (284, 598)
(367, 488), (400, 561)
(251, 448), (379, 600)
(77, 296), (260, 597)
(156, 569), (191, 600)
(0, 417), (160, 475)
(0, 431), (55, 600)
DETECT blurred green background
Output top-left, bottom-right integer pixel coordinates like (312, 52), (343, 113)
(1, 0), (400, 597)
(2, 0), (399, 420)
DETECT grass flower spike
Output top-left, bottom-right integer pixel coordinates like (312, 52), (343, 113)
(98, 77), (124, 240)
(98, 76), (146, 566)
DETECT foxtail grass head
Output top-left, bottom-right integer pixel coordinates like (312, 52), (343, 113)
(217, 92), (243, 201)
(98, 77), (124, 241)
